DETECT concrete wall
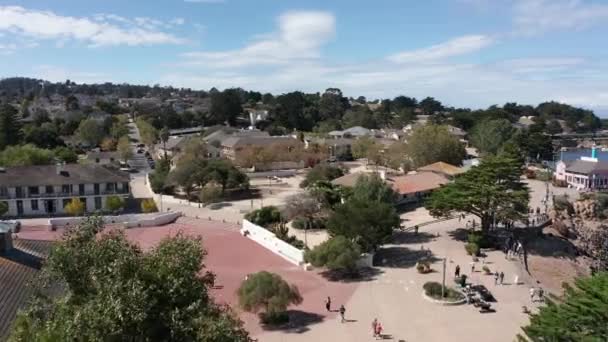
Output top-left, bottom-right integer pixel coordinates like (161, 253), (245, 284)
(241, 220), (304, 266)
(49, 212), (182, 228)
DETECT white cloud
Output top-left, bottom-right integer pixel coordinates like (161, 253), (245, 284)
(387, 35), (494, 63)
(0, 6), (184, 47)
(180, 10), (335, 68)
(513, 0), (608, 35)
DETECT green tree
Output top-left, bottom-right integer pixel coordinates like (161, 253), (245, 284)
(64, 198), (85, 216)
(136, 118), (158, 146)
(9, 217), (250, 341)
(209, 89), (243, 126)
(237, 271), (303, 322)
(305, 236), (361, 274)
(419, 97), (443, 115)
(518, 273), (608, 341)
(545, 120), (563, 135)
(0, 201), (7, 216)
(300, 164), (345, 188)
(327, 198), (399, 252)
(105, 195), (125, 212)
(117, 135), (133, 162)
(319, 88), (346, 122)
(0, 103), (23, 149)
(199, 184), (223, 206)
(470, 119), (515, 155)
(342, 106), (376, 129)
(283, 193), (322, 235)
(53, 147), (78, 164)
(160, 126), (170, 160)
(77, 118), (106, 147)
(23, 124), (63, 149)
(141, 198), (158, 213)
(351, 136), (381, 160)
(0, 144), (54, 167)
(351, 173), (397, 204)
(65, 94), (80, 111)
(391, 108), (416, 128)
(406, 124), (466, 168)
(426, 151), (529, 233)
(202, 159), (249, 194)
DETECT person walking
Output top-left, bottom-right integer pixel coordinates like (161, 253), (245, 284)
(455, 265), (461, 277)
(494, 272), (499, 285)
(325, 296), (331, 312)
(538, 287), (544, 302)
(372, 318), (378, 337)
(339, 305), (346, 323)
(375, 322), (383, 340)
(530, 288), (536, 302)
(499, 272), (505, 285)
(414, 225), (419, 235)
(470, 262), (475, 274)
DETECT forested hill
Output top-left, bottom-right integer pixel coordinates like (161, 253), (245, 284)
(0, 77), (602, 134)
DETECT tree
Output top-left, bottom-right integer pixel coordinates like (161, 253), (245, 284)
(342, 106), (376, 129)
(470, 119), (515, 155)
(0, 144), (54, 167)
(244, 206), (282, 227)
(327, 198), (399, 252)
(201, 160), (249, 194)
(391, 108), (416, 128)
(117, 136), (133, 162)
(159, 126), (170, 160)
(10, 217), (250, 341)
(300, 164), (345, 188)
(406, 124), (466, 168)
(64, 198), (85, 216)
(199, 184), (223, 206)
(419, 97), (443, 115)
(0, 103), (23, 149)
(319, 88), (347, 122)
(351, 173), (396, 204)
(0, 201), (7, 216)
(23, 124), (63, 149)
(65, 94), (80, 111)
(209, 89), (242, 125)
(426, 151), (529, 233)
(77, 118), (106, 147)
(351, 136), (381, 160)
(136, 118), (158, 146)
(546, 120), (563, 135)
(518, 272), (608, 341)
(53, 147), (78, 164)
(105, 195), (125, 212)
(307, 180), (344, 210)
(141, 198), (158, 213)
(283, 193), (321, 231)
(305, 236), (361, 274)
(237, 271), (302, 322)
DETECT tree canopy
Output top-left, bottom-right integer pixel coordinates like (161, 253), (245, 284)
(237, 271), (302, 319)
(470, 119), (515, 155)
(518, 272), (608, 341)
(305, 236), (362, 274)
(0, 103), (23, 149)
(10, 216), (250, 341)
(406, 124), (466, 168)
(300, 163), (345, 188)
(426, 150), (529, 232)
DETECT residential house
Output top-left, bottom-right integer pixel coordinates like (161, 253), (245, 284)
(85, 151), (121, 165)
(0, 164), (130, 217)
(307, 137), (355, 161)
(446, 125), (467, 139)
(390, 172), (449, 205)
(221, 136), (300, 160)
(555, 149), (608, 190)
(169, 126), (203, 137)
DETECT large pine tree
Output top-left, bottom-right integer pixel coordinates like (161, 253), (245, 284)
(0, 103), (23, 149)
(518, 273), (608, 341)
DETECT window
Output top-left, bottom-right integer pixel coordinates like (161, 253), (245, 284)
(62, 185), (70, 194)
(0, 186), (7, 197)
(45, 185), (54, 194)
(80, 198), (88, 211)
(79, 184), (85, 195)
(28, 186), (39, 195)
(106, 183), (115, 192)
(15, 187), (23, 198)
(94, 184), (100, 195)
(31, 200), (38, 211)
(62, 199), (70, 208)
(94, 197), (102, 210)
(122, 182), (129, 193)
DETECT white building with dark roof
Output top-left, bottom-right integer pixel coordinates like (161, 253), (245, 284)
(554, 147), (608, 190)
(0, 164), (130, 217)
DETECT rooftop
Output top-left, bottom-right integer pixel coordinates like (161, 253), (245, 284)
(565, 159), (608, 174)
(417, 161), (464, 177)
(0, 164), (130, 187)
(390, 172), (449, 195)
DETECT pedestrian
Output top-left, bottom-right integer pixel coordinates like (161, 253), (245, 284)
(414, 225), (419, 235)
(339, 305), (346, 323)
(494, 272), (499, 285)
(470, 262), (475, 274)
(375, 322), (383, 340)
(372, 318), (378, 337)
(455, 265), (461, 277)
(499, 272), (504, 285)
(325, 296), (331, 312)
(530, 288), (536, 302)
(538, 287), (544, 302)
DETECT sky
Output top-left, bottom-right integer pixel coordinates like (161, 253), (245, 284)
(0, 0), (607, 115)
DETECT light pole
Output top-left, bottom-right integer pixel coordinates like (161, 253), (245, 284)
(441, 257), (446, 299)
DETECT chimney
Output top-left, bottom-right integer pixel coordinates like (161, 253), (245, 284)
(592, 146), (597, 159)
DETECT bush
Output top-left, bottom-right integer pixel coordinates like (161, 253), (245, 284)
(141, 199), (158, 213)
(106, 195), (125, 212)
(423, 281), (465, 301)
(292, 217), (326, 230)
(465, 242), (480, 256)
(238, 271), (302, 324)
(64, 198), (85, 216)
(467, 231), (491, 248)
(245, 206), (282, 227)
(304, 236), (361, 274)
(482, 265), (491, 274)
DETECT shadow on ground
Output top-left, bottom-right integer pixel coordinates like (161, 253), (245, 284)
(261, 310), (324, 334)
(447, 228), (469, 242)
(523, 231), (579, 260)
(318, 267), (384, 283)
(392, 231), (436, 245)
(374, 247), (440, 268)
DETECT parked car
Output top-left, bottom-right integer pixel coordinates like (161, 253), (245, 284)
(0, 220), (21, 232)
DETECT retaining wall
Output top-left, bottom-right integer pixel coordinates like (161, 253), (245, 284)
(241, 220), (304, 266)
(49, 212), (182, 229)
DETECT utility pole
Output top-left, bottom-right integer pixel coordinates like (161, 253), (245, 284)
(441, 258), (446, 299)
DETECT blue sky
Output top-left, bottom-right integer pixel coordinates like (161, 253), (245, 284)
(1, 0), (607, 115)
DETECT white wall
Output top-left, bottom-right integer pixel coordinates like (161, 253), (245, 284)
(49, 212), (182, 228)
(241, 220), (304, 266)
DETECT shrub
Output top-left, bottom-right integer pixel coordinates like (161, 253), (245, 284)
(292, 217), (326, 230)
(304, 236), (361, 274)
(482, 265), (491, 274)
(64, 198), (85, 216)
(105, 195), (125, 212)
(465, 242), (480, 256)
(468, 231), (491, 248)
(141, 199), (158, 213)
(245, 206), (282, 227)
(199, 185), (222, 206)
(423, 281), (465, 301)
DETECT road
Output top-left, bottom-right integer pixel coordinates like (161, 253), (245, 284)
(126, 118), (151, 172)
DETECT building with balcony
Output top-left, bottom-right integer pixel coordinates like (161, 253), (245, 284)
(0, 164), (130, 217)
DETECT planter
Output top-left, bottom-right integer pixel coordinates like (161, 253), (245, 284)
(422, 290), (467, 306)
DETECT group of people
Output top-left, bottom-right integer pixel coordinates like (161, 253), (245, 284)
(326, 297), (386, 338)
(530, 287), (545, 303)
(325, 297), (346, 323)
(505, 236), (525, 260)
(493, 271), (505, 285)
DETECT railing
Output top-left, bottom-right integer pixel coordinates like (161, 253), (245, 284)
(1, 190), (129, 200)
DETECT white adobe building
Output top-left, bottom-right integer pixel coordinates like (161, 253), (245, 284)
(554, 147), (608, 190)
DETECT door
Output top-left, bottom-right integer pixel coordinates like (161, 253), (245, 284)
(46, 200), (55, 214)
(16, 200), (23, 216)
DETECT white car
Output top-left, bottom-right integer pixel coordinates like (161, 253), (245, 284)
(0, 220), (21, 232)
